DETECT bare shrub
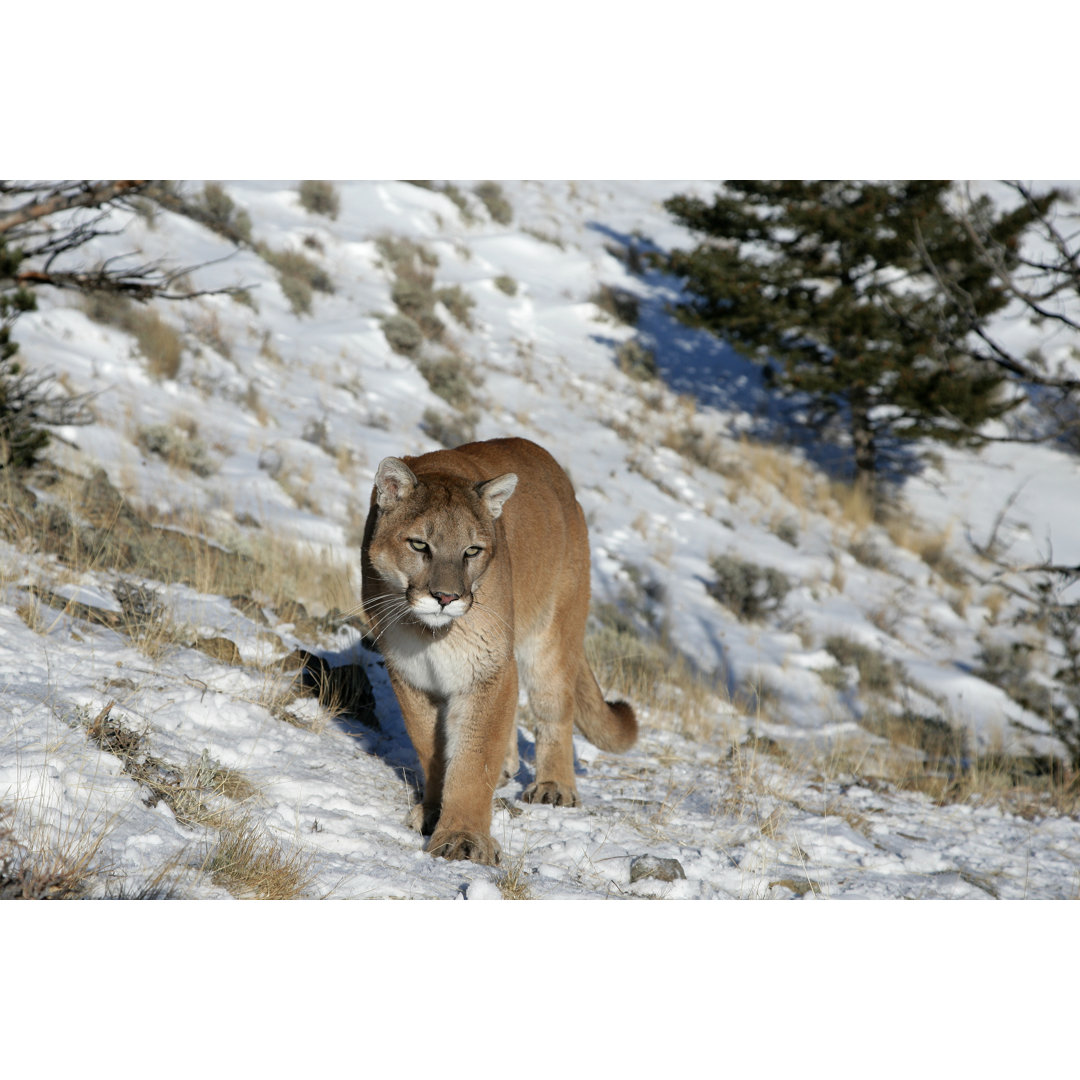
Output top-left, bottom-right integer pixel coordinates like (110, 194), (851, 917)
(436, 284), (476, 330)
(977, 640), (1054, 720)
(616, 338), (658, 382)
(438, 182), (475, 223)
(707, 555), (791, 621)
(391, 275), (445, 341)
(381, 313), (424, 356)
(260, 246), (334, 317)
(136, 422), (218, 477)
(200, 182), (253, 242)
(592, 284), (640, 325)
(416, 352), (477, 411)
(421, 406), (476, 448)
(823, 635), (901, 696)
(474, 182), (513, 225)
(374, 234), (438, 273)
(298, 180), (340, 220)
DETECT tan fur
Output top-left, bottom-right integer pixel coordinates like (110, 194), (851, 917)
(360, 436), (637, 865)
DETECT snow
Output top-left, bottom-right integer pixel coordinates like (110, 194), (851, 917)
(1, 179), (1079, 914)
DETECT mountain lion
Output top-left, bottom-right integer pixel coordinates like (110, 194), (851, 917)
(360, 436), (637, 865)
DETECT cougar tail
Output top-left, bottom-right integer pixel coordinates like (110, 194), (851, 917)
(573, 661), (638, 753)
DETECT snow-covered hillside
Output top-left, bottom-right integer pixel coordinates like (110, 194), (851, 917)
(3, 179), (1079, 899)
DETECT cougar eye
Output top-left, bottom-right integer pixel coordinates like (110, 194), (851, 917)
(407, 538), (429, 553)
(463, 545), (482, 559)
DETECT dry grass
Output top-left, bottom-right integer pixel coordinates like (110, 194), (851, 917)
(112, 579), (188, 660)
(76, 702), (254, 830)
(67, 702), (314, 897)
(263, 647), (377, 733)
(884, 518), (968, 586)
(799, 719), (1080, 820)
(2, 465), (358, 629)
(737, 439), (822, 512)
(235, 531), (357, 621)
(187, 307), (234, 360)
(824, 477), (876, 533)
(585, 604), (724, 741)
(494, 848), (533, 899)
(204, 816), (316, 898)
(0, 805), (109, 899)
(82, 293), (184, 380)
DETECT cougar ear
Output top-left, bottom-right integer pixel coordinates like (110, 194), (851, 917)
(477, 472), (517, 519)
(375, 457), (418, 508)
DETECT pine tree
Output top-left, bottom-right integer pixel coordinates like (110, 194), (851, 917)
(0, 238), (51, 468)
(663, 181), (1056, 499)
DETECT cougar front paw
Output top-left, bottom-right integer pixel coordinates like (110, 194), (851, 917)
(521, 781), (580, 807)
(428, 829), (501, 865)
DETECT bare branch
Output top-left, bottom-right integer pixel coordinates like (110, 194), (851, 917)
(913, 216), (1080, 396)
(954, 189), (1080, 336)
(0, 181), (150, 237)
(14, 265), (246, 302)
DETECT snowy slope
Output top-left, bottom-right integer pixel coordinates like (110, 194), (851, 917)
(3, 179), (1080, 899)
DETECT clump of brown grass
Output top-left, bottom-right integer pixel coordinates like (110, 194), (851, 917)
(586, 603), (722, 741)
(823, 478), (876, 532)
(494, 848), (533, 899)
(884, 518), (967, 586)
(205, 816), (316, 898)
(805, 718), (1080, 820)
(0, 806), (105, 899)
(82, 293), (184, 379)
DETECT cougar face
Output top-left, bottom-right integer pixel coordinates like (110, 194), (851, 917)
(366, 460), (514, 631)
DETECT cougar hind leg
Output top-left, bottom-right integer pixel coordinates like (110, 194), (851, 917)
(517, 631), (580, 807)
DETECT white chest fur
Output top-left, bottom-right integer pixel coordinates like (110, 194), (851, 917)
(383, 621), (504, 700)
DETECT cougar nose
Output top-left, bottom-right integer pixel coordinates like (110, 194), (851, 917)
(432, 591), (460, 608)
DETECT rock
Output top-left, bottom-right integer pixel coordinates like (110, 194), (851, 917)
(281, 649), (378, 729)
(630, 855), (686, 884)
